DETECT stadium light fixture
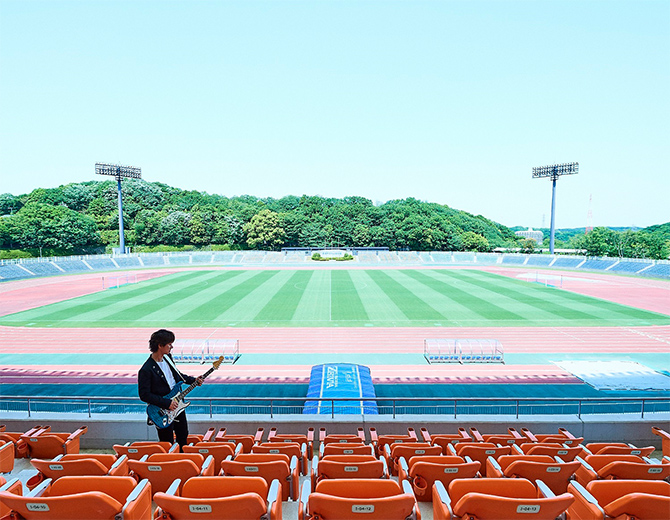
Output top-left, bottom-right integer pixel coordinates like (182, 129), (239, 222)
(532, 162), (579, 254)
(95, 163), (142, 254)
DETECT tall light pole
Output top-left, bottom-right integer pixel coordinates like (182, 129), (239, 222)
(532, 162), (579, 254)
(95, 163), (142, 254)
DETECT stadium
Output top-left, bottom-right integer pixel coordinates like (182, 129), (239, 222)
(1, 249), (669, 518)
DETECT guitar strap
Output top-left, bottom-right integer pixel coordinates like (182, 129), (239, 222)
(163, 354), (186, 383)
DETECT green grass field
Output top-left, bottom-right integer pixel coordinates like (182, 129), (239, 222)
(2, 269), (669, 328)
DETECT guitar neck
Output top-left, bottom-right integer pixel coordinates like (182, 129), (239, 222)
(179, 365), (216, 399)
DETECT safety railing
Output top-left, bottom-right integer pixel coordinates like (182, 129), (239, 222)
(1, 396), (668, 420)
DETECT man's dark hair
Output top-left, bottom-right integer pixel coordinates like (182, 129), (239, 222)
(149, 329), (175, 352)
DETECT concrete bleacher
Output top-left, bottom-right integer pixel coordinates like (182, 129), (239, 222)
(608, 260), (653, 275)
(54, 260), (91, 272)
(113, 256), (142, 268)
(580, 258), (618, 271)
(212, 251), (236, 263)
(355, 252), (379, 263)
(551, 256), (585, 268)
(525, 255), (555, 267)
(165, 255), (191, 265)
(452, 252), (476, 263)
(501, 254), (527, 265)
(430, 252), (453, 263)
(138, 255), (167, 266)
(0, 263), (34, 280)
(83, 257), (117, 270)
(22, 262), (63, 276)
(639, 262), (670, 278)
(397, 251), (421, 263)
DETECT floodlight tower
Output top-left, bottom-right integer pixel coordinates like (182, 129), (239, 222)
(532, 162), (579, 254)
(95, 163), (142, 254)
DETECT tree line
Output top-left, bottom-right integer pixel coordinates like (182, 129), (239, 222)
(0, 179), (667, 260)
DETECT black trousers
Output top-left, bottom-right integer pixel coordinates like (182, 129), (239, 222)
(155, 410), (189, 449)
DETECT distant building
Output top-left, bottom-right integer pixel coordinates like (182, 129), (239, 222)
(515, 227), (543, 245)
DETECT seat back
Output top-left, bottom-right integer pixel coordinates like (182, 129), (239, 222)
(448, 478), (536, 504)
(321, 443), (373, 457)
(155, 491), (267, 520)
(128, 455), (202, 493)
(215, 434), (255, 453)
(599, 460), (670, 480)
(316, 455), (386, 482)
(584, 454), (643, 472)
(455, 443), (511, 476)
(183, 442), (235, 468)
(0, 441), (15, 473)
(502, 457), (581, 494)
(113, 442), (169, 460)
(28, 457), (109, 489)
(253, 442), (301, 459)
(307, 479), (416, 520)
(588, 443), (655, 457)
(452, 490), (575, 520)
(520, 443), (582, 461)
(406, 456), (480, 501)
(0, 491), (122, 520)
(586, 479), (670, 506)
(221, 453), (293, 500)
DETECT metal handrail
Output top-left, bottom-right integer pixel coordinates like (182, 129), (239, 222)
(1, 395), (668, 420)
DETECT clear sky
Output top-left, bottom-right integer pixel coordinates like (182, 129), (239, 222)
(1, 0), (668, 229)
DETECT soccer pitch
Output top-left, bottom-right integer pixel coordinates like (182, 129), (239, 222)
(2, 269), (668, 328)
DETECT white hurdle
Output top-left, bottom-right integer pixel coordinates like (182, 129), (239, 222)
(424, 338), (504, 365)
(172, 339), (239, 364)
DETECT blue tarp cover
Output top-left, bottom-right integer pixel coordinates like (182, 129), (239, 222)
(303, 363), (378, 414)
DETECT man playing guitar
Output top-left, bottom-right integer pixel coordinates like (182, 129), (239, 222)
(138, 329), (204, 451)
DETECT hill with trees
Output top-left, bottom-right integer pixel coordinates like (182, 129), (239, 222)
(1, 180), (667, 260)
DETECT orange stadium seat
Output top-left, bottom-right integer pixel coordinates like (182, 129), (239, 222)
(0, 475), (151, 520)
(113, 441), (176, 460)
(183, 441), (238, 470)
(299, 478), (419, 520)
(513, 441), (583, 461)
(128, 452), (215, 494)
(486, 454), (581, 494)
(0, 441), (15, 474)
(154, 476), (282, 520)
(22, 426), (87, 459)
(652, 426), (670, 457)
(311, 454), (388, 489)
(575, 454), (670, 486)
(319, 442), (374, 457)
(580, 442), (655, 458)
(0, 476), (23, 519)
(479, 427), (528, 446)
(522, 426), (584, 446)
(319, 427), (366, 446)
(267, 427), (315, 459)
(221, 452), (299, 501)
(213, 428), (263, 453)
(383, 442), (443, 476)
(369, 427), (418, 458)
(252, 441), (308, 475)
(27, 453), (129, 490)
(420, 426), (472, 452)
(398, 454), (480, 502)
(447, 442), (512, 476)
(567, 479), (670, 520)
(433, 478), (574, 520)
(0, 426), (48, 458)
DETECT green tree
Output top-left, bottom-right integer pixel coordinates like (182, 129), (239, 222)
(461, 231), (490, 252)
(243, 209), (286, 250)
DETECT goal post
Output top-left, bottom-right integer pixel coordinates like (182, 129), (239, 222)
(102, 273), (138, 289)
(172, 339), (240, 364)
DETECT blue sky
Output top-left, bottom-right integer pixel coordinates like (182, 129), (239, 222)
(1, 0), (668, 229)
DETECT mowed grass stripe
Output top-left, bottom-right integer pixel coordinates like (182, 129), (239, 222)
(472, 270), (670, 322)
(453, 270), (602, 321)
(406, 270), (526, 322)
(0, 271), (206, 324)
(58, 271), (223, 325)
(331, 271), (369, 321)
(136, 270), (250, 323)
(351, 271), (408, 323)
(366, 270), (445, 320)
(292, 270), (331, 322)
(215, 270), (288, 322)
(255, 271), (314, 321)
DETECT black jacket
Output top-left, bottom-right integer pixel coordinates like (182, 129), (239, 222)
(138, 354), (196, 410)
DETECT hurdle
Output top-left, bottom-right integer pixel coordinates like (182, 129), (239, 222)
(172, 338), (240, 364)
(424, 338), (504, 364)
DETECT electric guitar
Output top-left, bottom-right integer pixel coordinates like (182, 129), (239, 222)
(147, 356), (224, 429)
